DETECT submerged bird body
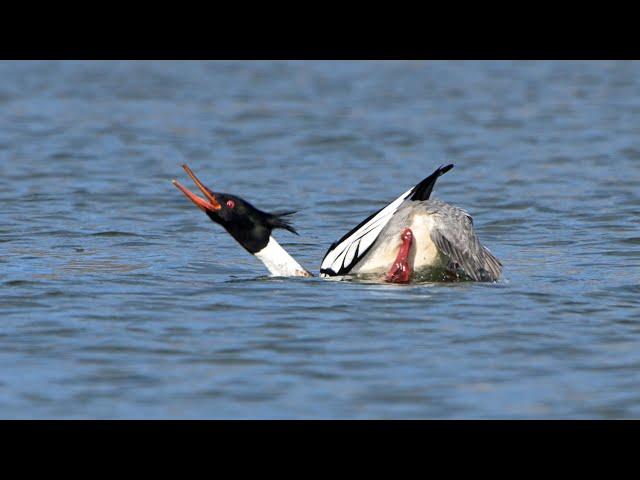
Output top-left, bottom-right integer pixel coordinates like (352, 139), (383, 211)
(347, 200), (501, 281)
(349, 202), (448, 277)
(173, 163), (501, 283)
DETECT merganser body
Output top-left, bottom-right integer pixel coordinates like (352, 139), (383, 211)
(173, 164), (502, 283)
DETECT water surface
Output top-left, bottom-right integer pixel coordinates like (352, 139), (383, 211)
(0, 61), (639, 418)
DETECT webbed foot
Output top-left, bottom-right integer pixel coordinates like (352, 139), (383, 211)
(384, 228), (413, 284)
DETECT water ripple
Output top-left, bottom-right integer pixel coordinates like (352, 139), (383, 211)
(1, 60), (639, 419)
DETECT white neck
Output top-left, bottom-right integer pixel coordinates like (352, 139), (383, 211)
(254, 236), (312, 277)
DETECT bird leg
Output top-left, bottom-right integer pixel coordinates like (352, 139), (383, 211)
(385, 228), (413, 283)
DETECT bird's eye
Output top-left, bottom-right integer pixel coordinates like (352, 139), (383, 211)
(226, 200), (235, 209)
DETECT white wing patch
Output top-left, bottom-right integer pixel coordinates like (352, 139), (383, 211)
(320, 186), (414, 276)
(343, 241), (358, 268)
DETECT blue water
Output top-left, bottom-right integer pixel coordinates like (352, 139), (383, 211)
(1, 61), (639, 418)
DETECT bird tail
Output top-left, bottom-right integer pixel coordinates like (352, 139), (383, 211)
(410, 164), (454, 201)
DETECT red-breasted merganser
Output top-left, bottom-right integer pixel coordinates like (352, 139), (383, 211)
(172, 164), (502, 283)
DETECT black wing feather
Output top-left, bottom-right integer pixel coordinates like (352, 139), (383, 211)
(410, 163), (454, 201)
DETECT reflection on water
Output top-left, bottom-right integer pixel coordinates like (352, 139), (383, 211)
(0, 61), (639, 418)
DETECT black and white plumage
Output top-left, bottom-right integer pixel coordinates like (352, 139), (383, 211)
(319, 164), (501, 281)
(342, 199), (501, 281)
(172, 165), (312, 277)
(174, 163), (502, 282)
(319, 165), (455, 277)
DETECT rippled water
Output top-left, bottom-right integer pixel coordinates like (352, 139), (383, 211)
(1, 61), (639, 418)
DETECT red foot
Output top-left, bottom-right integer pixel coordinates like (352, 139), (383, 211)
(385, 228), (413, 283)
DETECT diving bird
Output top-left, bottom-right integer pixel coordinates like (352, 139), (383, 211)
(172, 164), (501, 283)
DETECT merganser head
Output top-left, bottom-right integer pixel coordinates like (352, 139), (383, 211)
(172, 164), (298, 254)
